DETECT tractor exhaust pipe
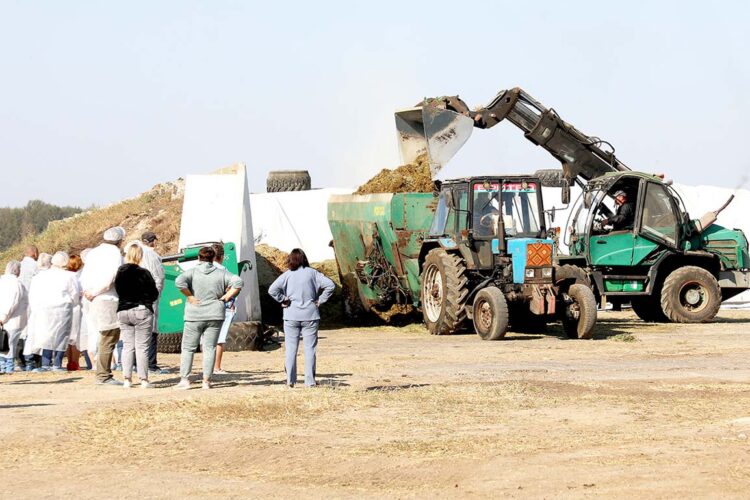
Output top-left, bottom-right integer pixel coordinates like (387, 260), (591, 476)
(694, 194), (735, 233)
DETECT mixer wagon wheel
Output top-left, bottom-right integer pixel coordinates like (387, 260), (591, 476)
(562, 284), (597, 339)
(156, 332), (182, 353)
(421, 248), (468, 335)
(630, 297), (669, 323)
(266, 170), (312, 192)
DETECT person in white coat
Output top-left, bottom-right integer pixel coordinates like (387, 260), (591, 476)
(19, 246), (38, 290)
(29, 252), (80, 372)
(0, 261), (28, 374)
(22, 252), (52, 370)
(80, 227), (125, 385)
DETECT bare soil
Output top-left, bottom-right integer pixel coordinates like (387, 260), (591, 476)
(2, 310), (750, 498)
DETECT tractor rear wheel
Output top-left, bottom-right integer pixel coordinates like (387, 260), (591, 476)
(421, 248), (469, 335)
(631, 296), (669, 322)
(562, 284), (597, 339)
(472, 287), (510, 340)
(661, 266), (721, 323)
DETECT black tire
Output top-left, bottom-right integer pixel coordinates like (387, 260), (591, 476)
(509, 303), (547, 333)
(562, 284), (597, 339)
(472, 287), (510, 340)
(534, 169), (567, 188)
(554, 264), (591, 291)
(156, 332), (182, 354)
(266, 170), (312, 192)
(631, 296), (669, 322)
(420, 248), (469, 335)
(660, 266), (721, 323)
(224, 322), (265, 352)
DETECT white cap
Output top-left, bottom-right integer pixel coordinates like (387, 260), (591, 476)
(51, 251), (70, 269)
(103, 226), (126, 242)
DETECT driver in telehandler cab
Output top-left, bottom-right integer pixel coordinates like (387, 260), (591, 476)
(601, 190), (635, 231)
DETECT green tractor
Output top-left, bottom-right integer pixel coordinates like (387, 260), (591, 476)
(406, 86), (750, 323)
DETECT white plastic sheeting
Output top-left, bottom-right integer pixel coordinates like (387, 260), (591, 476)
(179, 164), (262, 322)
(250, 188), (354, 263)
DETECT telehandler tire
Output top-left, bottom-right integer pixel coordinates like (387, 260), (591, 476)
(156, 332), (182, 353)
(472, 287), (510, 340)
(421, 248), (469, 335)
(562, 284), (597, 339)
(266, 170), (312, 192)
(554, 264), (591, 291)
(630, 297), (669, 323)
(660, 266), (721, 323)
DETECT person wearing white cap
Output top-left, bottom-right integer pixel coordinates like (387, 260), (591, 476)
(29, 252), (81, 371)
(0, 261), (28, 374)
(22, 252), (53, 370)
(80, 227), (125, 385)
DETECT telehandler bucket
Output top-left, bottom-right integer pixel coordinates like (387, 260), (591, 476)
(395, 105), (474, 177)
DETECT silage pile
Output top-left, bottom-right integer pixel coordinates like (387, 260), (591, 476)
(355, 154), (434, 195)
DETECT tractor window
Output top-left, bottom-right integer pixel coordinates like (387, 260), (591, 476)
(456, 188), (469, 232)
(472, 182), (500, 238)
(641, 183), (678, 245)
(429, 189), (454, 236)
(501, 182), (541, 236)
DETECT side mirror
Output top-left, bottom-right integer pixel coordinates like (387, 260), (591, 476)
(561, 183), (571, 205)
(549, 206), (556, 223)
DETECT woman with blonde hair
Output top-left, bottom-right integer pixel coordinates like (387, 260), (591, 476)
(114, 244), (158, 388)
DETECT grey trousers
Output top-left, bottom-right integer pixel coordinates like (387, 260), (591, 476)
(117, 307), (153, 381)
(284, 320), (319, 387)
(180, 320), (222, 380)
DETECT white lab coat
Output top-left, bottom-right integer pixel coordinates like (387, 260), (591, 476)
(69, 270), (87, 347)
(23, 269), (48, 356)
(19, 256), (37, 291)
(29, 268), (81, 352)
(79, 243), (122, 332)
(0, 274), (28, 332)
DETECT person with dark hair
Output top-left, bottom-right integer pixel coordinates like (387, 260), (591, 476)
(268, 248), (335, 388)
(174, 245), (243, 389)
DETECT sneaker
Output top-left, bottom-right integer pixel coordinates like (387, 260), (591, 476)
(202, 380), (211, 390)
(140, 381), (154, 389)
(175, 379), (191, 390)
(123, 379), (132, 389)
(33, 367), (51, 373)
(114, 363), (123, 371)
(51, 366), (66, 373)
(149, 367), (170, 375)
(213, 369), (228, 375)
(96, 378), (124, 386)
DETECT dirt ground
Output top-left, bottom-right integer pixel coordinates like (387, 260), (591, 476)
(2, 310), (750, 499)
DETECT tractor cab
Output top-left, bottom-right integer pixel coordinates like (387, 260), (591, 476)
(429, 176), (548, 272)
(566, 172), (689, 291)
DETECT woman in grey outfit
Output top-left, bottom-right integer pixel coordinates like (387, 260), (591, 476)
(269, 248), (335, 388)
(175, 246), (243, 390)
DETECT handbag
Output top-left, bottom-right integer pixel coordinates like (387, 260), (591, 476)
(0, 326), (9, 353)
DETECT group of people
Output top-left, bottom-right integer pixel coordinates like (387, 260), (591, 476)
(0, 225), (335, 389)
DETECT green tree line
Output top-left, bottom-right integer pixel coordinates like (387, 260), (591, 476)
(0, 200), (83, 251)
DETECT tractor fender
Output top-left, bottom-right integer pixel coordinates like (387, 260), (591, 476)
(646, 251), (721, 295)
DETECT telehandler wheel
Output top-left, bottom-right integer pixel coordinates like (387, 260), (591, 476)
(472, 287), (510, 340)
(660, 266), (721, 323)
(266, 170), (312, 192)
(554, 264), (591, 291)
(630, 297), (669, 323)
(562, 284), (597, 339)
(421, 248), (469, 335)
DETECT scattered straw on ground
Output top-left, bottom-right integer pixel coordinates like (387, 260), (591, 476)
(355, 154), (434, 195)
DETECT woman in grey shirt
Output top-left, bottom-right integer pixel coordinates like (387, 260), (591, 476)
(269, 248), (335, 387)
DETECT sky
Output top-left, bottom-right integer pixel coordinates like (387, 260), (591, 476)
(1, 1), (748, 208)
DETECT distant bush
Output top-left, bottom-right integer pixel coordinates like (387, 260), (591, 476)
(0, 200), (82, 251)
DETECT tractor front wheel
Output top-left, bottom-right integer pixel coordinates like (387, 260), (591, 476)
(562, 284), (597, 339)
(661, 266), (721, 323)
(472, 287), (510, 340)
(421, 248), (469, 335)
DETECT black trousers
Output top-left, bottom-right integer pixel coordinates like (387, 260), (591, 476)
(148, 331), (159, 369)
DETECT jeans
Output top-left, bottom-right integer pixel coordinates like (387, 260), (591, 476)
(180, 320), (222, 380)
(96, 328), (121, 383)
(117, 307), (153, 381)
(148, 331), (159, 370)
(283, 320), (319, 387)
(42, 349), (65, 369)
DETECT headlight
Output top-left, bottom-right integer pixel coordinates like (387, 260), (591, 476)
(525, 269), (535, 278)
(542, 268), (553, 278)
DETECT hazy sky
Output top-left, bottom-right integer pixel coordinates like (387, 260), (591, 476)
(1, 1), (748, 208)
